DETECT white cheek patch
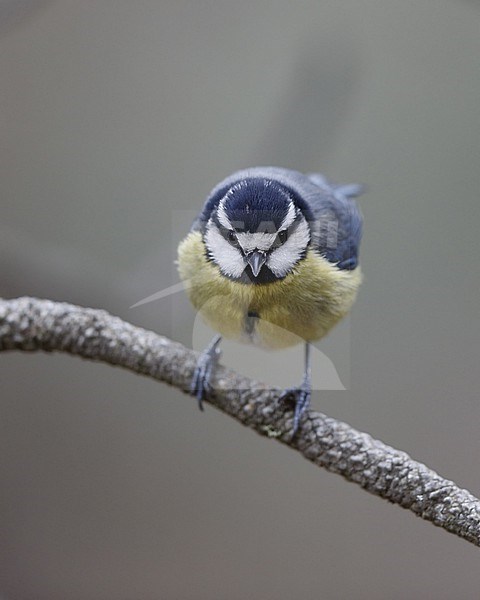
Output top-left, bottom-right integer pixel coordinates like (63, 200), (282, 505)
(236, 231), (277, 253)
(205, 222), (245, 278)
(267, 218), (310, 278)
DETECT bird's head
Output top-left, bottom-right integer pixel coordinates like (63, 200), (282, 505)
(204, 178), (311, 283)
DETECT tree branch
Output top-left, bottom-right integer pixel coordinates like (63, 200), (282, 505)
(1, 296), (479, 548)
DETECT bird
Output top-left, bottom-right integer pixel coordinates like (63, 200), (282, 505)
(177, 166), (364, 435)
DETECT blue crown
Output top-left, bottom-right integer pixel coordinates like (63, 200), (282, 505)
(221, 179), (293, 232)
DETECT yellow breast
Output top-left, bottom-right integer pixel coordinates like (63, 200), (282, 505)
(177, 231), (361, 349)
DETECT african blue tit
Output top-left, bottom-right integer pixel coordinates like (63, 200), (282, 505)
(177, 166), (364, 434)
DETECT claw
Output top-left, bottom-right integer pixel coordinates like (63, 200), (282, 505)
(279, 342), (312, 437)
(190, 335), (222, 410)
(279, 381), (311, 437)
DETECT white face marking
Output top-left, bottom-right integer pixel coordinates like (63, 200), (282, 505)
(217, 198), (232, 230)
(279, 200), (296, 230)
(204, 219), (245, 278)
(236, 231), (277, 253)
(204, 207), (311, 280)
(267, 216), (310, 278)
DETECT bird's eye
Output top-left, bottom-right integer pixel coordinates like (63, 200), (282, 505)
(227, 230), (238, 245)
(278, 230), (288, 244)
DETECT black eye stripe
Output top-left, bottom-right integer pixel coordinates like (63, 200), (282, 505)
(221, 228), (241, 248)
(273, 219), (303, 247)
(216, 215), (308, 250)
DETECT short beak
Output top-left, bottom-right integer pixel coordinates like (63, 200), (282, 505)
(246, 251), (267, 277)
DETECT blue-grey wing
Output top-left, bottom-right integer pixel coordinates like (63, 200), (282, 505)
(305, 172), (364, 270)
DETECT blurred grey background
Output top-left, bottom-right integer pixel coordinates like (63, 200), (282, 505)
(1, 1), (480, 598)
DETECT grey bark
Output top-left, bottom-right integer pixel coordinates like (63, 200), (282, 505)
(1, 296), (479, 548)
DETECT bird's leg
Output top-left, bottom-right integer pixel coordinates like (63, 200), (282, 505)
(190, 334), (222, 411)
(279, 342), (312, 436)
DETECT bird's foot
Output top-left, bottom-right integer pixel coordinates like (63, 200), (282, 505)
(190, 335), (222, 411)
(279, 379), (311, 437)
